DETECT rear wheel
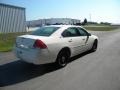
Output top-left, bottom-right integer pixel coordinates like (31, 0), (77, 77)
(56, 50), (70, 67)
(91, 40), (98, 52)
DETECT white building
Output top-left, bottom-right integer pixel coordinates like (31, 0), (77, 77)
(27, 18), (81, 27)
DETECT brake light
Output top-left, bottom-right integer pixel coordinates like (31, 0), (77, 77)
(33, 39), (47, 49)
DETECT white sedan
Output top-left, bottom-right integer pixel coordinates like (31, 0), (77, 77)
(15, 25), (98, 67)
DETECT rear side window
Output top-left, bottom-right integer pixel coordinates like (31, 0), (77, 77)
(62, 27), (80, 37)
(31, 27), (59, 36)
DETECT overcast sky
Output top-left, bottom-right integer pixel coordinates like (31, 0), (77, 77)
(1, 0), (120, 23)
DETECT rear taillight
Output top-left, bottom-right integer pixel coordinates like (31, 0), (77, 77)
(33, 39), (47, 49)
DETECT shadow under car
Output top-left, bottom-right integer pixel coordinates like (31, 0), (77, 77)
(0, 51), (91, 87)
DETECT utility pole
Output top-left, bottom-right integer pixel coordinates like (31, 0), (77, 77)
(89, 13), (91, 22)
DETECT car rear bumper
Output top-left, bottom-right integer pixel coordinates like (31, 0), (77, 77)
(14, 47), (55, 65)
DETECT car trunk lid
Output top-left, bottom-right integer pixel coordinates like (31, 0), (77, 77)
(16, 35), (47, 49)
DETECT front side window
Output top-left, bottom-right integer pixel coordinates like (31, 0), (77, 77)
(77, 27), (88, 36)
(62, 27), (80, 37)
(31, 27), (59, 36)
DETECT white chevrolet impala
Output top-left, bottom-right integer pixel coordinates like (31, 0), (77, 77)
(15, 25), (98, 67)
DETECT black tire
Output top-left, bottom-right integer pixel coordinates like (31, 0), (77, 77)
(91, 40), (98, 52)
(56, 50), (70, 67)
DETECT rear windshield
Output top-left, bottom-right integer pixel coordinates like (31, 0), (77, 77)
(31, 27), (60, 36)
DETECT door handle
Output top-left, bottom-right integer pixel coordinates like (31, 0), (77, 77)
(82, 38), (85, 40)
(68, 39), (72, 42)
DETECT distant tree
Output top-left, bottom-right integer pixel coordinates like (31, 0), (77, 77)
(84, 18), (87, 24)
(82, 18), (88, 25)
(87, 21), (98, 24)
(100, 22), (111, 25)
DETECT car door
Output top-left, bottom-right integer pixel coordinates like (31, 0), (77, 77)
(61, 27), (84, 56)
(77, 27), (90, 52)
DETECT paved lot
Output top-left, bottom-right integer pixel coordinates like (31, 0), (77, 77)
(0, 52), (18, 65)
(0, 29), (120, 90)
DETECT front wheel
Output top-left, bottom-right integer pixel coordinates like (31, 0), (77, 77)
(56, 51), (70, 67)
(91, 40), (98, 52)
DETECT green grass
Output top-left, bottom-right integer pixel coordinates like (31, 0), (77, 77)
(83, 26), (119, 31)
(0, 39), (14, 52)
(0, 32), (28, 52)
